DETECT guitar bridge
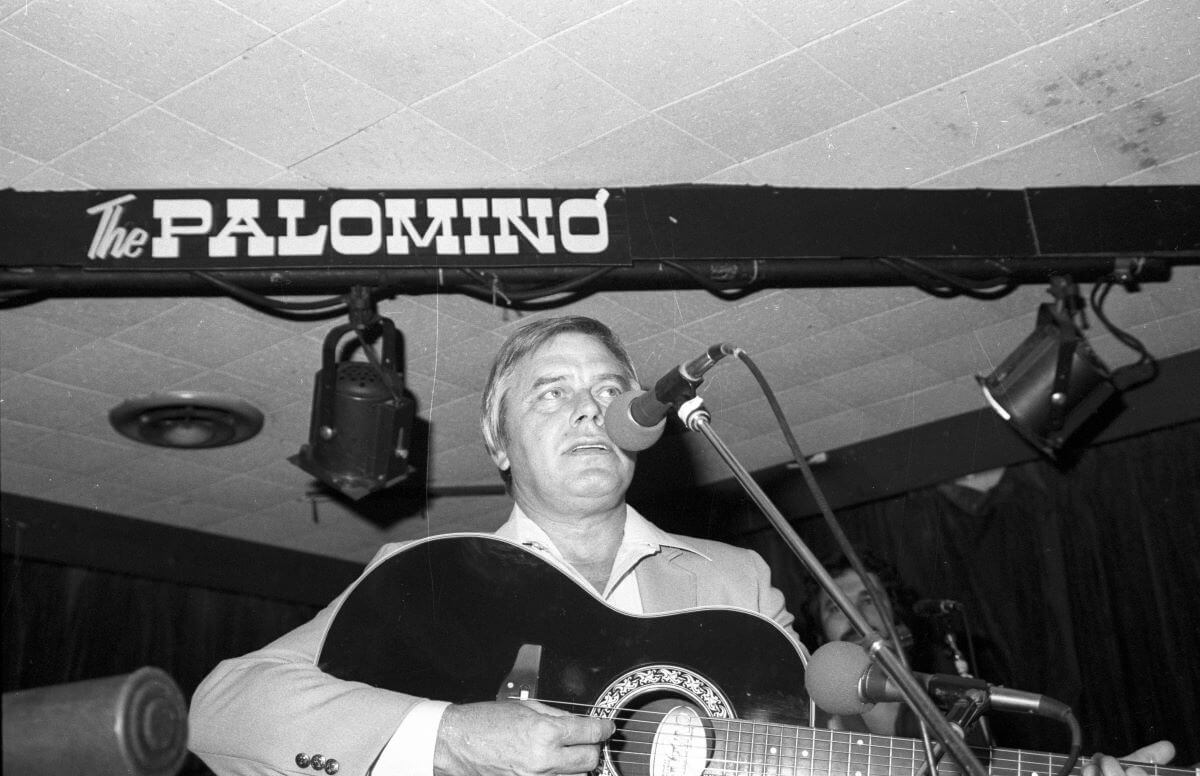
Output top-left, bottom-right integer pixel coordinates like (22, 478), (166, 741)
(497, 643), (542, 702)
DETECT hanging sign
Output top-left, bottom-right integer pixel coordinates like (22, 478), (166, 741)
(0, 188), (628, 269)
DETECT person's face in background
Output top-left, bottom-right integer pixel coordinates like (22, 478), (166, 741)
(818, 568), (895, 643)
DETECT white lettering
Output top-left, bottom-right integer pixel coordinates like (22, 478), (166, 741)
(384, 199), (460, 254)
(330, 199), (382, 255)
(152, 200), (213, 258)
(209, 199), (275, 257)
(492, 198), (555, 254)
(277, 199), (328, 256)
(461, 198), (490, 255)
(559, 189), (610, 254)
(85, 194), (150, 260)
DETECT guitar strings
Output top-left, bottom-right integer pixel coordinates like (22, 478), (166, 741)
(508, 695), (1123, 776)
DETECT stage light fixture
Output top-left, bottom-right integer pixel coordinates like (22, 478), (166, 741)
(289, 287), (415, 500)
(976, 273), (1155, 459)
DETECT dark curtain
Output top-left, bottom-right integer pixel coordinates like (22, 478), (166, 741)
(2, 556), (321, 775)
(738, 421), (1200, 764)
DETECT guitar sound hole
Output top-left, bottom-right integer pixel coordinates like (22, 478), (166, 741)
(606, 694), (712, 776)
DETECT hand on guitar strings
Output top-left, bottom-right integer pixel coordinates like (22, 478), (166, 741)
(433, 699), (616, 776)
(1083, 740), (1175, 776)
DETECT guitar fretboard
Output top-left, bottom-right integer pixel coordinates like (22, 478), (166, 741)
(704, 719), (1191, 776)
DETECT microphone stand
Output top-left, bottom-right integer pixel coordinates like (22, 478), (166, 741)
(676, 396), (988, 776)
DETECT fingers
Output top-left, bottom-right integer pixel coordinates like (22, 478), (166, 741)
(1122, 741), (1175, 766)
(1084, 741), (1175, 776)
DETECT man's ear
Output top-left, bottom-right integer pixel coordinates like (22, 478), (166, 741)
(491, 447), (510, 472)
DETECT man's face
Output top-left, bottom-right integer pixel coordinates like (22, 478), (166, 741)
(492, 332), (637, 516)
(818, 569), (894, 643)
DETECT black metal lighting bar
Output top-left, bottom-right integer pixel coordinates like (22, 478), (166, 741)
(2, 185), (1197, 297)
(0, 257), (1185, 297)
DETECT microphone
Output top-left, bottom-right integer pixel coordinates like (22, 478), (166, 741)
(805, 641), (1071, 720)
(604, 343), (736, 451)
(913, 598), (963, 617)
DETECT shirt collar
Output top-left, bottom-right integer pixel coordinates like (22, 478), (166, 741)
(494, 503), (712, 562)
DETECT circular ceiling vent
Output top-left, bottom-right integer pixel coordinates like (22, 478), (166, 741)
(109, 391), (264, 449)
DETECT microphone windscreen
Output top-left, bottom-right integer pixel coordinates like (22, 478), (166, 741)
(805, 641), (874, 716)
(603, 390), (666, 451)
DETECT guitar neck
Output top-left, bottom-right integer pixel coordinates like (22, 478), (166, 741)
(709, 720), (1195, 776)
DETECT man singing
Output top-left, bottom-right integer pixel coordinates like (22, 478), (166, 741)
(189, 315), (797, 776)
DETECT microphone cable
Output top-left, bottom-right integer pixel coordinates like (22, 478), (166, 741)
(732, 347), (941, 773)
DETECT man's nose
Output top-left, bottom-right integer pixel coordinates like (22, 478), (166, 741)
(572, 391), (603, 425)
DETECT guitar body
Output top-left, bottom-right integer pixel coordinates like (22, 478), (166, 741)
(317, 534), (1194, 776)
(318, 534), (811, 775)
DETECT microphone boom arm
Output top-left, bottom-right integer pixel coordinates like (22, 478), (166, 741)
(680, 400), (988, 776)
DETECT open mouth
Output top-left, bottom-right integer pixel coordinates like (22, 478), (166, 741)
(568, 441), (611, 454)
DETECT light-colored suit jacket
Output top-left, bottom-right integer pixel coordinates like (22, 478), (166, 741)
(188, 523), (803, 776)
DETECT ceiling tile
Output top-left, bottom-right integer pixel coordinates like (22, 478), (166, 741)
(812, 353), (946, 406)
(741, 0), (907, 46)
(31, 338), (206, 397)
(112, 300), (296, 369)
(1041, 0), (1200, 111)
(220, 336), (325, 395)
(0, 147), (39, 186)
(40, 472), (164, 516)
(0, 36), (149, 161)
(907, 331), (994, 380)
(162, 39), (398, 166)
(95, 449), (233, 495)
(221, 0), (344, 33)
(1002, 0), (1142, 44)
(1, 0), (270, 100)
(804, 0), (1029, 106)
(554, 0), (793, 109)
(163, 368), (293, 420)
(756, 325), (896, 386)
(1105, 76), (1200, 172)
(530, 115), (732, 186)
(1114, 149), (1200, 184)
(125, 497), (248, 530)
(413, 44), (644, 170)
(784, 406), (870, 456)
(294, 109), (514, 187)
(7, 430), (143, 475)
(606, 289), (737, 328)
(743, 111), (946, 186)
(847, 296), (982, 352)
(186, 474), (304, 513)
(10, 165), (87, 189)
(677, 292), (833, 353)
(0, 418), (55, 451)
(54, 108), (281, 187)
(24, 298), (191, 338)
(485, 0), (627, 38)
(910, 376), (987, 425)
(0, 311), (97, 372)
(888, 47), (1099, 169)
(797, 286), (930, 325)
(719, 385), (848, 437)
(657, 52), (876, 162)
(284, 0), (536, 105)
(922, 109), (1171, 188)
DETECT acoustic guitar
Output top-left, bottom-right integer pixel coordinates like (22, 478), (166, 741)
(317, 534), (1191, 776)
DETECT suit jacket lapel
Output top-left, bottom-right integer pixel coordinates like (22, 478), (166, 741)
(637, 548), (699, 612)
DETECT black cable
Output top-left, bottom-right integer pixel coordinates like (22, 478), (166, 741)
(1089, 276), (1159, 389)
(879, 257), (1017, 299)
(733, 349), (941, 771)
(454, 266), (616, 308)
(191, 271), (350, 314)
(661, 259), (759, 300)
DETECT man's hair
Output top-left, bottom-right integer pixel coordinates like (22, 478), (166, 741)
(480, 316), (638, 486)
(801, 546), (919, 645)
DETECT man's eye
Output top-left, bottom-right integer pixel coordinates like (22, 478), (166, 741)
(539, 387), (565, 401)
(597, 385), (623, 399)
